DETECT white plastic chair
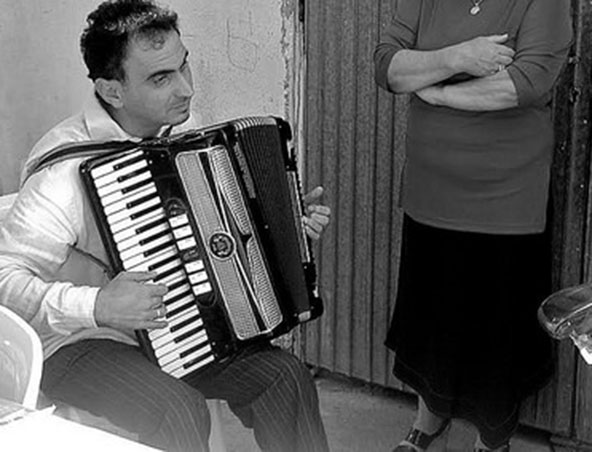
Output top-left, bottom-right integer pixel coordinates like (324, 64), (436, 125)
(0, 305), (43, 409)
(0, 193), (43, 410)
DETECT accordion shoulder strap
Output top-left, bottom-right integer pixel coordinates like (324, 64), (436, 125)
(22, 139), (137, 185)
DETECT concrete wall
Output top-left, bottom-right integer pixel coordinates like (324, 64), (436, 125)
(0, 0), (299, 194)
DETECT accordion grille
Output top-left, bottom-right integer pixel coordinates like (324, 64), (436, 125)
(175, 147), (282, 340)
(210, 147), (282, 330)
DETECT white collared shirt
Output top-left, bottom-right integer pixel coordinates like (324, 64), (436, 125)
(0, 94), (199, 358)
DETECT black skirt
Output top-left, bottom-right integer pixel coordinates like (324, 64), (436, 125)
(386, 215), (554, 448)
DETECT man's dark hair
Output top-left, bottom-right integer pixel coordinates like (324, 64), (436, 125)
(80, 0), (179, 81)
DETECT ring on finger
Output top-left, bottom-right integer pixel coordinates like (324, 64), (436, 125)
(156, 306), (165, 318)
(497, 64), (504, 72)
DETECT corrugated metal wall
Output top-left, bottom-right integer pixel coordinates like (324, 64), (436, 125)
(301, 0), (592, 444)
(302, 0), (406, 389)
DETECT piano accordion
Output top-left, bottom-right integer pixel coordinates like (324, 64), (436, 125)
(79, 116), (323, 379)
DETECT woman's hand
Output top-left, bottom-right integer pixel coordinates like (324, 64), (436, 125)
(415, 85), (443, 106)
(449, 34), (515, 77)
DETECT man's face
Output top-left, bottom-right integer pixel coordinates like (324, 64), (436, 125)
(117, 30), (194, 137)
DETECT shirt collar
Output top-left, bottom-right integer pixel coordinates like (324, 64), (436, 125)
(82, 93), (178, 142)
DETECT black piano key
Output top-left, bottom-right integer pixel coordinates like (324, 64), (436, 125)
(164, 290), (193, 306)
(166, 300), (196, 319)
(130, 203), (162, 221)
(137, 216), (169, 236)
(143, 240), (175, 258)
(174, 326), (203, 344)
(167, 278), (187, 292)
(179, 338), (209, 360)
(121, 177), (152, 195)
(113, 153), (146, 171)
(139, 228), (172, 246)
(117, 166), (150, 183)
(127, 192), (159, 210)
(154, 264), (184, 283)
(148, 253), (178, 272)
(182, 350), (213, 370)
(170, 314), (201, 334)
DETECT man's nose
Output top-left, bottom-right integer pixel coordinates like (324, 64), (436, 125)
(176, 72), (194, 98)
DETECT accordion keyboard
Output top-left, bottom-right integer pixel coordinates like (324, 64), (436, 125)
(90, 149), (216, 378)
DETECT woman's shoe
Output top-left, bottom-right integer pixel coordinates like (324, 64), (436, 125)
(392, 419), (450, 452)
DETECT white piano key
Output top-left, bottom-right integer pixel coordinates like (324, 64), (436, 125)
(150, 310), (200, 350)
(154, 324), (206, 357)
(116, 220), (170, 252)
(123, 243), (176, 269)
(157, 335), (207, 367)
(152, 257), (183, 277)
(127, 246), (177, 272)
(164, 294), (195, 315)
(90, 150), (144, 179)
(169, 351), (215, 379)
(163, 282), (192, 302)
(168, 306), (201, 327)
(159, 331), (210, 367)
(94, 160), (148, 189)
(113, 211), (167, 243)
(120, 233), (174, 262)
(110, 206), (166, 234)
(104, 184), (157, 216)
(97, 170), (151, 197)
(153, 316), (204, 354)
(100, 181), (158, 208)
(107, 196), (161, 226)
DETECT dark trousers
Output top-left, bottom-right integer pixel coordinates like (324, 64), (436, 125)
(41, 339), (329, 452)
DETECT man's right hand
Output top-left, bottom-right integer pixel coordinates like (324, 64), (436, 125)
(94, 271), (168, 331)
(449, 34), (515, 77)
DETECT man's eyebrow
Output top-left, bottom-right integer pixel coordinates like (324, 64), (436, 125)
(147, 51), (190, 80)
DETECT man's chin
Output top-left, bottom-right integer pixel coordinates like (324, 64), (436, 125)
(170, 110), (191, 127)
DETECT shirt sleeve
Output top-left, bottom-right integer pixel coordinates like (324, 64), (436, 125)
(506, 0), (573, 107)
(374, 0), (421, 91)
(0, 160), (99, 335)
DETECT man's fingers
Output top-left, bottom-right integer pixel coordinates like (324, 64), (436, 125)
(309, 212), (330, 226)
(118, 271), (158, 282)
(306, 204), (331, 216)
(141, 319), (169, 330)
(146, 283), (168, 297)
(303, 186), (324, 204)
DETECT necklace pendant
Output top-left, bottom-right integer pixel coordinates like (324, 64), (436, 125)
(470, 5), (481, 15)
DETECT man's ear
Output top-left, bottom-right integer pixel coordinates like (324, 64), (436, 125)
(94, 78), (124, 109)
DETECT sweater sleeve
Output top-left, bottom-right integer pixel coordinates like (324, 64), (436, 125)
(374, 0), (421, 91)
(506, 0), (573, 107)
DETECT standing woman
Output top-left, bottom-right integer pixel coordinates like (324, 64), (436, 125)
(374, 0), (572, 451)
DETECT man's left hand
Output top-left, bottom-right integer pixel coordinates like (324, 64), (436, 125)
(302, 186), (331, 240)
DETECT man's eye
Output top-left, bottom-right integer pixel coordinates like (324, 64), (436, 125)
(153, 74), (170, 86)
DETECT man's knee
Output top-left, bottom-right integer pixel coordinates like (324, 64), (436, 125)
(267, 349), (318, 402)
(141, 381), (211, 451)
